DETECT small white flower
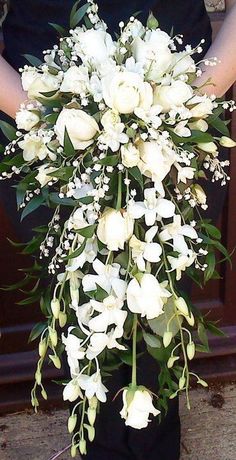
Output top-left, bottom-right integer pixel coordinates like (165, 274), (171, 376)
(79, 370), (108, 402)
(86, 327), (125, 359)
(62, 328), (85, 377)
(129, 231), (162, 271)
(82, 259), (121, 293)
(99, 110), (128, 152)
(19, 133), (55, 162)
(167, 251), (196, 280)
(121, 143), (140, 168)
(16, 108), (40, 131)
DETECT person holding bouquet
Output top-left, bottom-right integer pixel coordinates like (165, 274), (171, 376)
(0, 1), (236, 460)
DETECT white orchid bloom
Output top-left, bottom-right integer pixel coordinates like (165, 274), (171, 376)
(167, 251), (196, 280)
(75, 301), (94, 327)
(129, 229), (162, 271)
(88, 279), (127, 332)
(129, 188), (175, 226)
(66, 237), (98, 272)
(86, 327), (125, 359)
(62, 328), (85, 377)
(63, 378), (83, 402)
(175, 164), (196, 184)
(82, 259), (121, 293)
(159, 214), (198, 254)
(79, 370), (108, 403)
(99, 110), (129, 152)
(67, 208), (88, 231)
(127, 274), (171, 320)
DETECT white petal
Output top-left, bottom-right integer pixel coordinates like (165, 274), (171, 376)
(143, 243), (162, 262)
(156, 199), (175, 218)
(145, 226), (158, 243)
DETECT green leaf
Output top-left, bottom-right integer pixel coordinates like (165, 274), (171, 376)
(114, 251), (129, 269)
(21, 195), (45, 221)
(143, 331), (161, 348)
(205, 322), (227, 337)
(63, 127), (75, 157)
(197, 322), (209, 350)
(17, 292), (41, 305)
(120, 349), (133, 366)
(48, 166), (74, 181)
(28, 322), (47, 342)
(44, 112), (59, 124)
(95, 284), (109, 302)
(207, 114), (230, 137)
(23, 54), (42, 66)
(147, 344), (172, 363)
(49, 22), (67, 37)
(204, 252), (216, 283)
(0, 121), (17, 141)
(64, 239), (86, 260)
(1, 276), (30, 292)
(39, 89), (58, 98)
(49, 192), (77, 206)
(129, 166), (144, 189)
(76, 224), (97, 239)
(99, 155), (119, 166)
(148, 299), (182, 337)
(147, 11), (159, 29)
(201, 222), (221, 240)
(70, 3), (90, 29)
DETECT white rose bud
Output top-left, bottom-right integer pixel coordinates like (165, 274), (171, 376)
(163, 331), (173, 348)
(51, 298), (60, 319)
(68, 414), (77, 433)
(120, 387), (160, 429)
(174, 297), (189, 316)
(49, 354), (61, 369)
(189, 119), (208, 132)
(154, 80), (193, 113)
(59, 312), (67, 328)
(39, 338), (47, 358)
(48, 326), (58, 347)
(97, 208), (134, 251)
(102, 71), (153, 114)
(219, 136), (236, 148)
(22, 68), (61, 99)
(55, 108), (99, 150)
(187, 342), (195, 360)
(88, 407), (96, 426)
(121, 143), (140, 168)
(16, 109), (40, 131)
(79, 439), (87, 455)
(193, 184), (207, 205)
(179, 376), (186, 389)
(60, 66), (88, 94)
(197, 142), (218, 154)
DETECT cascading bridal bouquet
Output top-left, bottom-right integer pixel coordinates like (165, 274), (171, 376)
(1, 0), (235, 456)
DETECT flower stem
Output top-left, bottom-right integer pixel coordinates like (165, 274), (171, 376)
(131, 314), (138, 387)
(116, 172), (122, 210)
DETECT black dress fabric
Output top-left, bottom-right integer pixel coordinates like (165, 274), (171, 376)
(1, 2), (213, 459)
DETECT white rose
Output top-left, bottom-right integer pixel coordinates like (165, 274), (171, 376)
(18, 134), (55, 162)
(189, 119), (208, 132)
(97, 208), (134, 251)
(187, 95), (214, 119)
(171, 52), (196, 77)
(121, 144), (140, 168)
(127, 274), (171, 320)
(15, 108), (40, 131)
(35, 164), (58, 187)
(154, 80), (193, 113)
(102, 71), (153, 114)
(120, 388), (160, 429)
(55, 108), (99, 150)
(60, 65), (89, 94)
(132, 30), (172, 80)
(137, 140), (176, 196)
(74, 29), (116, 64)
(219, 136), (236, 148)
(22, 68), (61, 99)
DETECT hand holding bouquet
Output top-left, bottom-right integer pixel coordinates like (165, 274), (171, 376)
(0, 0), (235, 456)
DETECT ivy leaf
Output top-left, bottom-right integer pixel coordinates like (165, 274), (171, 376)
(143, 331), (161, 348)
(22, 54), (42, 67)
(129, 166), (144, 190)
(0, 121), (17, 141)
(49, 23), (67, 37)
(64, 239), (86, 260)
(64, 127), (75, 157)
(28, 322), (47, 342)
(70, 3), (90, 29)
(76, 224), (97, 239)
(21, 195), (45, 221)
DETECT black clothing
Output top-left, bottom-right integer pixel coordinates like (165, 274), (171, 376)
(1, 2), (213, 459)
(2, 0), (211, 70)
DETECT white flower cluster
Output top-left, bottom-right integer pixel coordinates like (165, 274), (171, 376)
(4, 1), (235, 455)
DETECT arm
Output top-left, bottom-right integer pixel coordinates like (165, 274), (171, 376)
(0, 54), (27, 118)
(196, 0), (236, 96)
